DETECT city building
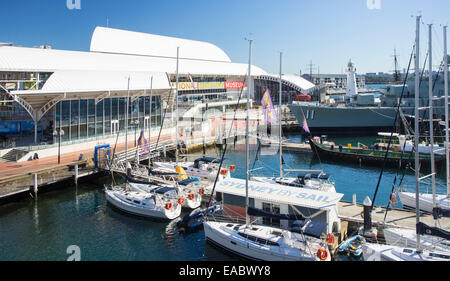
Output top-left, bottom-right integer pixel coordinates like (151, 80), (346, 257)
(0, 27), (314, 159)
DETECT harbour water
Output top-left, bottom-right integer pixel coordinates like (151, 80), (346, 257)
(0, 133), (446, 261)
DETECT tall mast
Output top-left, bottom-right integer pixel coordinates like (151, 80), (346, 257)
(414, 15), (422, 253)
(279, 52), (283, 179)
(175, 47), (179, 164)
(428, 24), (437, 215)
(148, 76), (153, 170)
(246, 39), (253, 228)
(125, 77), (130, 161)
(444, 25), (450, 197)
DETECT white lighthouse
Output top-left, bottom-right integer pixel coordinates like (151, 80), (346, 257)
(345, 59), (359, 99)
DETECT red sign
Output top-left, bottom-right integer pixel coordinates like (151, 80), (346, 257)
(225, 81), (246, 89)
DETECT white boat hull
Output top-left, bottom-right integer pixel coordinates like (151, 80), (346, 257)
(398, 192), (450, 213)
(204, 221), (329, 261)
(251, 176), (336, 193)
(105, 189), (181, 220)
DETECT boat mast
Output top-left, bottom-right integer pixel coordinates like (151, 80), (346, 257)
(414, 15), (422, 253)
(148, 76), (153, 170)
(175, 47), (179, 165)
(125, 76), (130, 161)
(246, 39), (253, 227)
(444, 25), (450, 198)
(428, 24), (437, 216)
(279, 52), (283, 179)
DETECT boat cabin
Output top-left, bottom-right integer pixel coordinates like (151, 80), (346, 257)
(214, 178), (343, 234)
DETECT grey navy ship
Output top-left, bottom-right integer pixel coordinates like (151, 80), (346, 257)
(288, 58), (450, 134)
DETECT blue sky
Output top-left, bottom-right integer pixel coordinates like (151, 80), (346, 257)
(2, 0), (449, 75)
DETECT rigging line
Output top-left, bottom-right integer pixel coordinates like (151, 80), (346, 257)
(207, 76), (247, 207)
(370, 43), (415, 212)
(153, 84), (174, 158)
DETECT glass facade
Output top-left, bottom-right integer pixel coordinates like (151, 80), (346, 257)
(53, 96), (162, 144)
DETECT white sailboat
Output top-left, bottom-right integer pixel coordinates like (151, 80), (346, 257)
(203, 39), (333, 261)
(362, 18), (450, 261)
(251, 52), (336, 193)
(105, 183), (182, 220)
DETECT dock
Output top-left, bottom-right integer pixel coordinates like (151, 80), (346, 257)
(337, 200), (449, 234)
(282, 142), (312, 153)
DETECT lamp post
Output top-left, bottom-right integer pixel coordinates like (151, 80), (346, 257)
(53, 129), (65, 164)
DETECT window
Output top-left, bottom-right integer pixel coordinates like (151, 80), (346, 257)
(262, 202), (281, 227)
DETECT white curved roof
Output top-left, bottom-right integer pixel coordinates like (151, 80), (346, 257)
(90, 27), (232, 63)
(0, 46), (267, 76)
(41, 70), (170, 93)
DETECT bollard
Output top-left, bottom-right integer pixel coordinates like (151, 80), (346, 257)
(353, 194), (357, 206)
(34, 174), (38, 195)
(363, 196), (372, 233)
(126, 162), (132, 178)
(74, 164), (79, 186)
(163, 145), (167, 158)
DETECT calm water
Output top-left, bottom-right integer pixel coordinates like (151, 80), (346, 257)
(0, 133), (446, 261)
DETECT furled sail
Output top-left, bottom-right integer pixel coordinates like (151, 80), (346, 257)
(417, 222), (450, 241)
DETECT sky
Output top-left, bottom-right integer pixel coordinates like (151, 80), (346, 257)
(2, 0), (449, 75)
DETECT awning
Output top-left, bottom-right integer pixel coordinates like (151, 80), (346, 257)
(7, 70), (171, 122)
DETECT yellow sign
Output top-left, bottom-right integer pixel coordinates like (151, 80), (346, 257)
(198, 82), (225, 90)
(171, 82), (198, 91)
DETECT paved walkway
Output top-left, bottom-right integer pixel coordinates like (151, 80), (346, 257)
(0, 135), (172, 181)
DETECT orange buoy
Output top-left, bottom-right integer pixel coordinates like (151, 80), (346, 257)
(178, 197), (185, 205)
(188, 193), (195, 201)
(220, 169), (228, 176)
(326, 233), (335, 245)
(316, 248), (328, 261)
(165, 202), (173, 210)
(230, 165), (236, 172)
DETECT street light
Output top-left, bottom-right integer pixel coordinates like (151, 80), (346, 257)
(53, 129), (65, 164)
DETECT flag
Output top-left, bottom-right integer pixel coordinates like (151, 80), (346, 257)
(188, 73), (196, 90)
(302, 112), (310, 134)
(260, 89), (278, 124)
(137, 130), (150, 156)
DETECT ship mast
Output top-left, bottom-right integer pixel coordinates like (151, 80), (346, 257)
(246, 38), (253, 227)
(414, 15), (422, 253)
(279, 52), (283, 179)
(444, 25), (450, 198)
(428, 24), (437, 218)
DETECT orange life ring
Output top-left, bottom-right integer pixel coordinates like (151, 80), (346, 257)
(390, 198), (398, 206)
(317, 248), (328, 261)
(230, 165), (236, 172)
(178, 197), (185, 205)
(165, 202), (173, 210)
(188, 193), (195, 201)
(199, 188), (205, 196)
(326, 233), (335, 245)
(220, 169), (228, 176)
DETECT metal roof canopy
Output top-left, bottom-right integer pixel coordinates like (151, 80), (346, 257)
(8, 70), (172, 123)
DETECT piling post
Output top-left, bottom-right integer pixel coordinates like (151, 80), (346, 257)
(74, 164), (79, 186)
(352, 194), (357, 206)
(33, 174), (38, 195)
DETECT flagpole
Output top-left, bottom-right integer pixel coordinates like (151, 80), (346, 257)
(279, 52), (283, 179)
